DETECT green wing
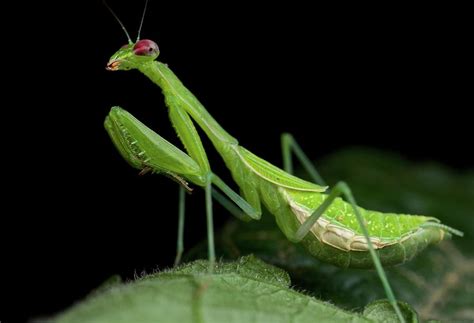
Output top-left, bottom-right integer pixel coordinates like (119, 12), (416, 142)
(237, 147), (327, 192)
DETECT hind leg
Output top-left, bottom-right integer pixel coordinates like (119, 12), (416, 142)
(292, 181), (404, 322)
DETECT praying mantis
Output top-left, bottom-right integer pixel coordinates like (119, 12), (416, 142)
(103, 2), (463, 322)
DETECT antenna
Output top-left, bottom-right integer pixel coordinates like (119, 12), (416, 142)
(103, 0), (133, 45)
(136, 0), (149, 41)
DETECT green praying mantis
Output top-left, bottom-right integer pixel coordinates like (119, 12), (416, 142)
(103, 2), (463, 322)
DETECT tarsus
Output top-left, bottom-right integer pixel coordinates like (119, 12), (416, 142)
(422, 222), (464, 237)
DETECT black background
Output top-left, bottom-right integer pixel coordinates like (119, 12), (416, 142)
(2, 1), (472, 322)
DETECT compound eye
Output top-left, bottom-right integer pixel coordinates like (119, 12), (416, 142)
(133, 39), (159, 56)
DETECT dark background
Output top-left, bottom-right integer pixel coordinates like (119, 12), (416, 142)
(2, 1), (471, 322)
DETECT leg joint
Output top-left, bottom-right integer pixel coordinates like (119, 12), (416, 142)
(335, 181), (350, 193)
(281, 132), (294, 144)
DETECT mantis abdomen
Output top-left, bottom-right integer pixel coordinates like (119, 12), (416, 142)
(282, 191), (444, 268)
(223, 145), (446, 268)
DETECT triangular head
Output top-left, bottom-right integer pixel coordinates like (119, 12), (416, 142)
(106, 39), (159, 71)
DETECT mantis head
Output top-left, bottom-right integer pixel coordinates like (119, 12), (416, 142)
(104, 0), (157, 71)
(106, 40), (160, 71)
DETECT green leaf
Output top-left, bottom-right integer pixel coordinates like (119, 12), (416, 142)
(49, 256), (371, 323)
(363, 300), (418, 323)
(186, 148), (474, 321)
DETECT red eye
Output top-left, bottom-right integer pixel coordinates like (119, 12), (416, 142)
(133, 39), (159, 56)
